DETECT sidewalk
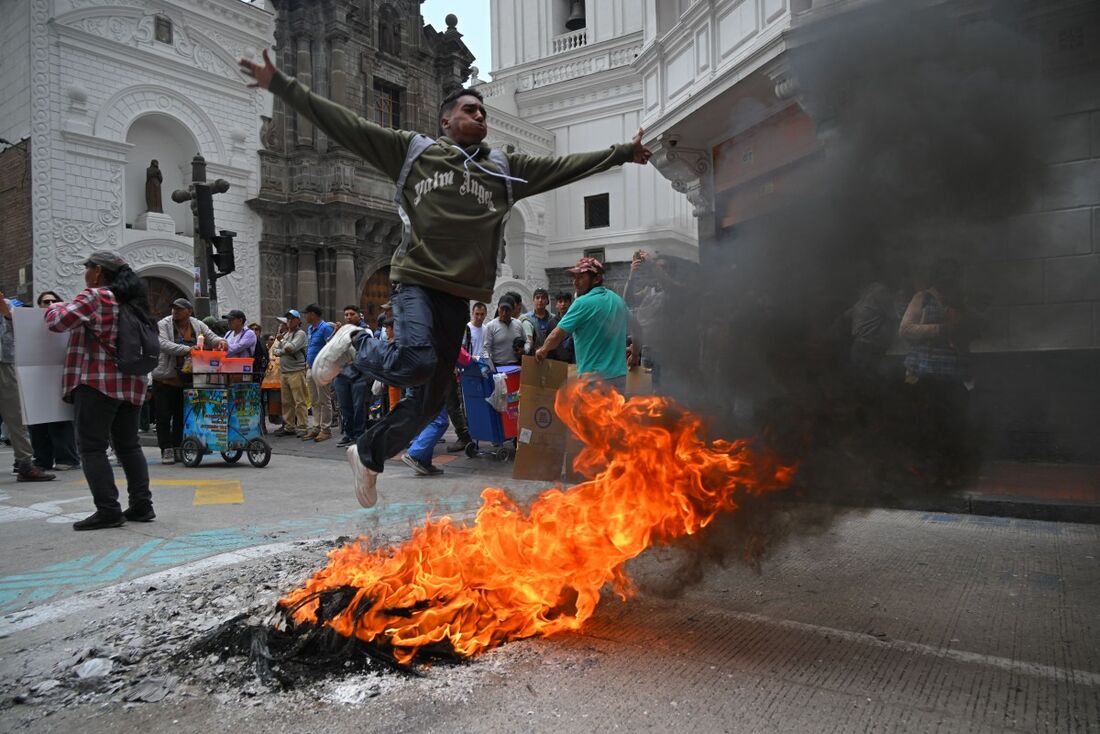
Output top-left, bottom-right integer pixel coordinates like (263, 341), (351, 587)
(139, 427), (1100, 524)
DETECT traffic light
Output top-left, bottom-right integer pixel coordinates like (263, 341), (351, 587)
(211, 230), (236, 276)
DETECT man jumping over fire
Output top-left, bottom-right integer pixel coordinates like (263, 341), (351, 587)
(240, 49), (653, 508)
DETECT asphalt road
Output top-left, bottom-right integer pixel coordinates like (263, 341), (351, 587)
(0, 442), (1097, 733)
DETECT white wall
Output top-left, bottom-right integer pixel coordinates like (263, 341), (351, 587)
(492, 0), (643, 72)
(29, 0), (274, 317)
(489, 0), (697, 277)
(0, 0), (32, 141)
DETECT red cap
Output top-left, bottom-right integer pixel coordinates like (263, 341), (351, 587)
(567, 256), (604, 275)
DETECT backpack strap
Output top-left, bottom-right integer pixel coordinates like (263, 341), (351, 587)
(487, 149), (514, 209)
(487, 149), (514, 267)
(393, 134), (435, 260)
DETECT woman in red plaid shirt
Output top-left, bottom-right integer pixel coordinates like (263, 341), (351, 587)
(44, 251), (155, 531)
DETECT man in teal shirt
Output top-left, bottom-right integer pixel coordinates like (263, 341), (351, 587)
(536, 257), (638, 389)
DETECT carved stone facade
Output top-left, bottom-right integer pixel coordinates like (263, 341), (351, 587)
(0, 0), (274, 315)
(248, 0), (474, 325)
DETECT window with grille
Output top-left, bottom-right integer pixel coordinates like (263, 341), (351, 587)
(584, 194), (610, 229)
(373, 82), (402, 129)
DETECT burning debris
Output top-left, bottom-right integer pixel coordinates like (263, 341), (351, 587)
(222, 383), (795, 672)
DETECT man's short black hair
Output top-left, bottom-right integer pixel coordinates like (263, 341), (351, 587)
(533, 288), (549, 299)
(440, 87), (484, 118)
(343, 304), (360, 313)
(304, 303), (323, 316)
(555, 292), (573, 303)
(505, 290), (523, 309)
(472, 301), (487, 312)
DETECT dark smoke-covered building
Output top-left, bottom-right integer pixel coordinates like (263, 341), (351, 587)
(640, 0), (1100, 463)
(248, 0), (473, 326)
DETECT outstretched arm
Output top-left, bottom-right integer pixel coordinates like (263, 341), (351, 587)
(510, 128), (653, 200)
(239, 48), (410, 180)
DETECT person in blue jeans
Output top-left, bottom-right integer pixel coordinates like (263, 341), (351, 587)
(401, 404), (449, 476)
(399, 346), (477, 476)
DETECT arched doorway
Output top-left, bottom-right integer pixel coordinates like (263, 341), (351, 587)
(360, 266), (392, 326)
(144, 276), (187, 321)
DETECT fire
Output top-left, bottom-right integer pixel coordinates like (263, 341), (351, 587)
(279, 382), (795, 665)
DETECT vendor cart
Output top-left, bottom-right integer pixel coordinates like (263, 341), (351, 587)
(179, 350), (272, 468)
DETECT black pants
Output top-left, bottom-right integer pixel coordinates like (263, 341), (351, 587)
(29, 421), (81, 469)
(446, 376), (471, 444)
(913, 377), (970, 483)
(153, 381), (185, 451)
(72, 385), (151, 517)
(353, 284), (469, 472)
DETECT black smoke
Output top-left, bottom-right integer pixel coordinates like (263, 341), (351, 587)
(633, 0), (1057, 592)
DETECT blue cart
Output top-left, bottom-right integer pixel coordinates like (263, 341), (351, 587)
(180, 381), (271, 468)
(460, 363), (520, 462)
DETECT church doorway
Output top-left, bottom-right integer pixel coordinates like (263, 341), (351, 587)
(144, 276), (187, 322)
(360, 266), (392, 327)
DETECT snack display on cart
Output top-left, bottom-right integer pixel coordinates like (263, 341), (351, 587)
(179, 349), (271, 468)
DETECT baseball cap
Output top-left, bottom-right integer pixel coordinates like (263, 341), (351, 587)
(497, 297), (514, 309)
(284, 309), (301, 320)
(84, 251), (129, 273)
(222, 309), (246, 321)
(567, 256), (604, 275)
(171, 298), (194, 310)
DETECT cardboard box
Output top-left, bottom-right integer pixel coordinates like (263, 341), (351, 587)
(512, 356), (571, 481)
(512, 359), (653, 482)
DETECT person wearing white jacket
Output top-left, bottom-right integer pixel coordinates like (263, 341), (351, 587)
(151, 298), (225, 464)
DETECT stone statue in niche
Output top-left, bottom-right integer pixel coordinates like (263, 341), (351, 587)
(145, 159), (163, 213)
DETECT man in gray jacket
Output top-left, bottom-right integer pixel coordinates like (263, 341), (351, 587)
(480, 297), (525, 370)
(271, 309), (309, 437)
(152, 298), (226, 464)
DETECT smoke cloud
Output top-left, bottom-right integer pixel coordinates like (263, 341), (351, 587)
(633, 0), (1058, 593)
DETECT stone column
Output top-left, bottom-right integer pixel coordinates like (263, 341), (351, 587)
(259, 237), (286, 329)
(295, 37), (314, 148)
(334, 246), (358, 310)
(296, 246), (319, 307)
(329, 33), (348, 106)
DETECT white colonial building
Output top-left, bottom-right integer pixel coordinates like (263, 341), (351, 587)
(0, 0), (274, 317)
(480, 0), (698, 301)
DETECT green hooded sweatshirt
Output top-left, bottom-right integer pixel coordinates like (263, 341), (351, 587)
(269, 72), (635, 302)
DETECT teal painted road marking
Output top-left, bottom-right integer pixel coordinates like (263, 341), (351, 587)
(0, 498), (474, 616)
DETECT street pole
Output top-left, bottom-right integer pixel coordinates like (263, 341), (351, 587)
(190, 154), (211, 318)
(171, 154), (233, 319)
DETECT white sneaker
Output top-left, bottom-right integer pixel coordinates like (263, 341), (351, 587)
(347, 445), (378, 508)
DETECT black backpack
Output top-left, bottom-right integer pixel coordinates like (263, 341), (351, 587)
(87, 303), (160, 376)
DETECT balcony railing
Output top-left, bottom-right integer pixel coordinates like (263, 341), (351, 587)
(552, 28), (588, 54)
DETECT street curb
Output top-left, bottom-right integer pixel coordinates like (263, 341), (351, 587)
(815, 493), (1100, 525)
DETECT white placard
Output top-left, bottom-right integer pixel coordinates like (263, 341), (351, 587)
(11, 308), (73, 424)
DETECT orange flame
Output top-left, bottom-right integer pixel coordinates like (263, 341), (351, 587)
(279, 382), (795, 664)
